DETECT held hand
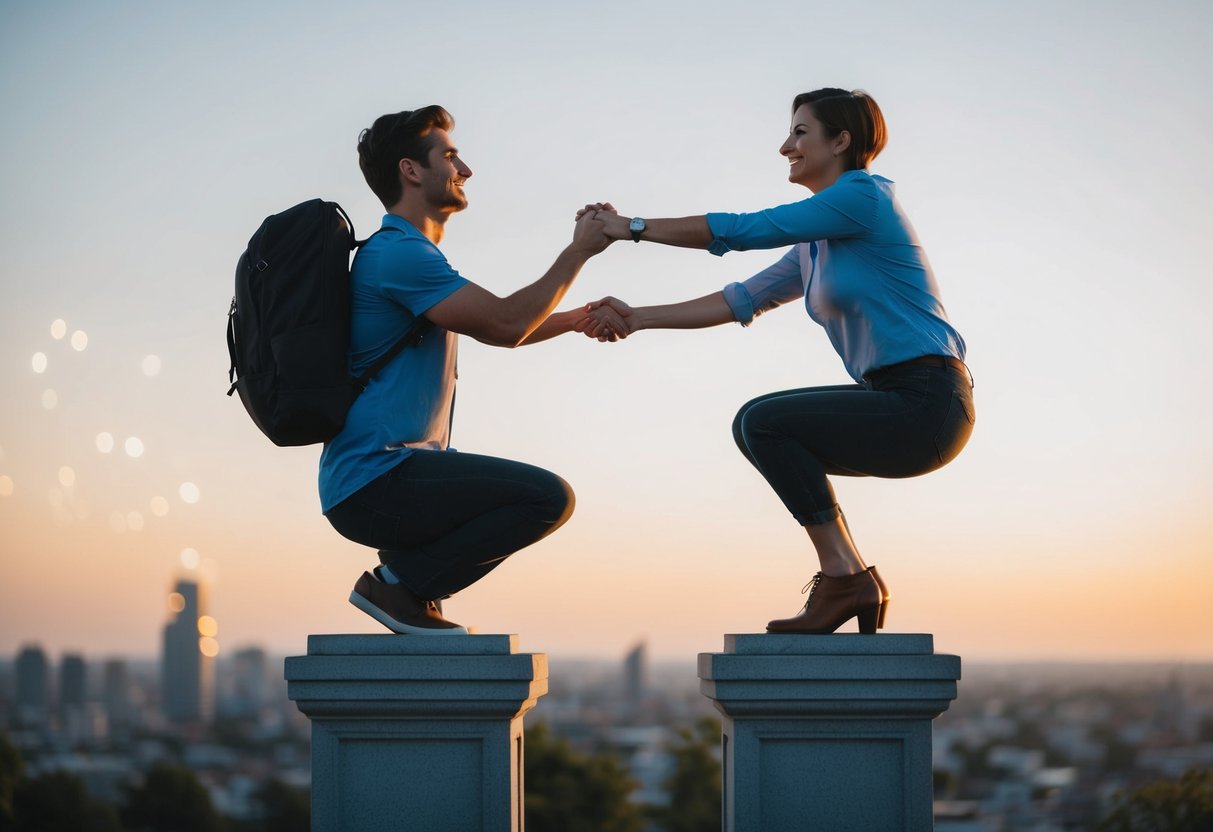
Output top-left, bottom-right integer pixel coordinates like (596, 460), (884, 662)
(570, 211), (612, 256)
(575, 296), (637, 342)
(574, 203), (630, 242)
(575, 202), (617, 220)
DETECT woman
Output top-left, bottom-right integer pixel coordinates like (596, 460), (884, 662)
(579, 88), (973, 634)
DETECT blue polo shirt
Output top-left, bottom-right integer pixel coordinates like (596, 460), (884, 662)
(707, 170), (966, 381)
(318, 214), (468, 512)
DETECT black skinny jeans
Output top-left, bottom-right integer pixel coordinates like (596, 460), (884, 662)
(732, 357), (975, 526)
(326, 450), (575, 600)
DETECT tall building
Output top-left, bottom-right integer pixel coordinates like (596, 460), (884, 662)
(14, 644), (49, 726)
(228, 646), (268, 718)
(103, 658), (132, 730)
(59, 653), (87, 711)
(624, 641), (649, 704)
(161, 579), (214, 724)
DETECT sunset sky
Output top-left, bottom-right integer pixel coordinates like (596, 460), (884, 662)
(2, 0), (1210, 666)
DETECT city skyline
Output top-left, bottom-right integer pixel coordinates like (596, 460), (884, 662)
(2, 1), (1211, 664)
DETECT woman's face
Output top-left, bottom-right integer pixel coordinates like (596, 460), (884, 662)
(780, 104), (848, 192)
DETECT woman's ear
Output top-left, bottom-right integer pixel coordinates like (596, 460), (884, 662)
(833, 130), (852, 157)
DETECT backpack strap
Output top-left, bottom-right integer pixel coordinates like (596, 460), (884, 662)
(226, 297), (239, 396)
(353, 315), (436, 394)
(350, 223), (436, 394)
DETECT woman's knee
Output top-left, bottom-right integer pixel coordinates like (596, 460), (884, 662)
(732, 396), (769, 454)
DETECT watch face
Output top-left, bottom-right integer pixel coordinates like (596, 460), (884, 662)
(629, 218), (645, 232)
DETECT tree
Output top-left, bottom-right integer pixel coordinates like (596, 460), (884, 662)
(122, 763), (222, 832)
(1098, 768), (1213, 832)
(11, 770), (123, 832)
(524, 722), (645, 832)
(256, 779), (310, 832)
(0, 733), (23, 826)
(650, 717), (722, 832)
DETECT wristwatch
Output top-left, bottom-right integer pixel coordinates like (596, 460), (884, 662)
(629, 217), (646, 243)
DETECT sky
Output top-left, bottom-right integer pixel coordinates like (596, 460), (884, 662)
(1, 0), (1211, 668)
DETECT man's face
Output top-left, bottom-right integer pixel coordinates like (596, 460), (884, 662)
(417, 128), (472, 213)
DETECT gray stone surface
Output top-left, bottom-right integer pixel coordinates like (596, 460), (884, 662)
(307, 633), (519, 655)
(700, 633), (960, 832)
(286, 634), (544, 832)
(724, 633), (935, 655)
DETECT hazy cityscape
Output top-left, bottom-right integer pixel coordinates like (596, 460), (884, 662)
(2, 577), (1212, 830)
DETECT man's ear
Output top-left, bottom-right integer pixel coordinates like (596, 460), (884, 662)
(398, 158), (423, 186)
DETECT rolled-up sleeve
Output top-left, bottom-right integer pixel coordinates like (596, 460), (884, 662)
(723, 246), (804, 326)
(705, 173), (878, 255)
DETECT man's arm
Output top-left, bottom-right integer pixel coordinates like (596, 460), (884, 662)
(423, 214), (609, 348)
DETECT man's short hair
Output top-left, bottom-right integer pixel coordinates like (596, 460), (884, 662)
(357, 105), (454, 207)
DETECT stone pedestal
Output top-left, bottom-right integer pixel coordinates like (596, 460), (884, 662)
(699, 634), (960, 832)
(285, 634), (547, 832)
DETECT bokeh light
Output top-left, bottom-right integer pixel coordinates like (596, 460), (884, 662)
(70, 330), (88, 351)
(168, 592), (185, 613)
(141, 354), (162, 377)
(180, 548), (200, 569)
(41, 389), (57, 409)
(197, 615), (218, 637)
(124, 437), (144, 458)
(150, 496), (170, 517)
(179, 482), (200, 504)
(57, 466), (75, 488)
(50, 319), (67, 339)
(108, 511), (127, 533)
(126, 511), (145, 531)
(0, 476), (13, 497)
(199, 637), (219, 658)
(32, 353), (48, 373)
(96, 432), (114, 453)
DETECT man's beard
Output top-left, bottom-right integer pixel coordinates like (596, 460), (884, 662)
(429, 179), (467, 211)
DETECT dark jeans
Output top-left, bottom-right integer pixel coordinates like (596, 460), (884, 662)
(326, 450), (575, 600)
(732, 358), (975, 526)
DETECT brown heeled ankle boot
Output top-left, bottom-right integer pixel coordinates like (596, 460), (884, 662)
(867, 566), (891, 629)
(766, 569), (884, 634)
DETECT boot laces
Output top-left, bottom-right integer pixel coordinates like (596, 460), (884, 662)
(799, 572), (824, 609)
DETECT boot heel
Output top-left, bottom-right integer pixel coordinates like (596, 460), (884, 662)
(877, 599), (889, 630)
(856, 605), (879, 634)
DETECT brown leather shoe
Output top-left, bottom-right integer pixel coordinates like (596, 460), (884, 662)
(348, 571), (468, 635)
(867, 566), (891, 629)
(766, 570), (883, 634)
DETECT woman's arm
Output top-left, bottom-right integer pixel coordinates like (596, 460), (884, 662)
(577, 174), (876, 255)
(576, 203), (712, 249)
(581, 291), (736, 338)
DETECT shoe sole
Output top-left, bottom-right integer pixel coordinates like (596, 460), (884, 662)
(348, 591), (469, 636)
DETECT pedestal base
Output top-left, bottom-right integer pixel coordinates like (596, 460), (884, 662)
(286, 634), (546, 832)
(699, 634), (960, 832)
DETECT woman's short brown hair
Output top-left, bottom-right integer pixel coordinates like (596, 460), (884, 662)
(792, 89), (887, 171)
(357, 105), (454, 207)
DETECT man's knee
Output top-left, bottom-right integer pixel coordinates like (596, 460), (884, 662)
(530, 468), (575, 529)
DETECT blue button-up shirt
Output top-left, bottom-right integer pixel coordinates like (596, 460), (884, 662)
(708, 170), (965, 381)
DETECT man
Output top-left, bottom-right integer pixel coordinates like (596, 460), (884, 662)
(321, 106), (616, 634)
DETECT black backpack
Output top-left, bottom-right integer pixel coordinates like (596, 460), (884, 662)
(226, 199), (433, 446)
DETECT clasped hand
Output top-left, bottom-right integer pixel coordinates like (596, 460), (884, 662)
(571, 202), (635, 342)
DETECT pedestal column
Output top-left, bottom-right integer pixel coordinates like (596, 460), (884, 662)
(285, 634), (546, 832)
(699, 634), (960, 832)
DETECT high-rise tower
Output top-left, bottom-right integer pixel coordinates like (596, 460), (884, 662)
(160, 578), (215, 723)
(14, 644), (49, 727)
